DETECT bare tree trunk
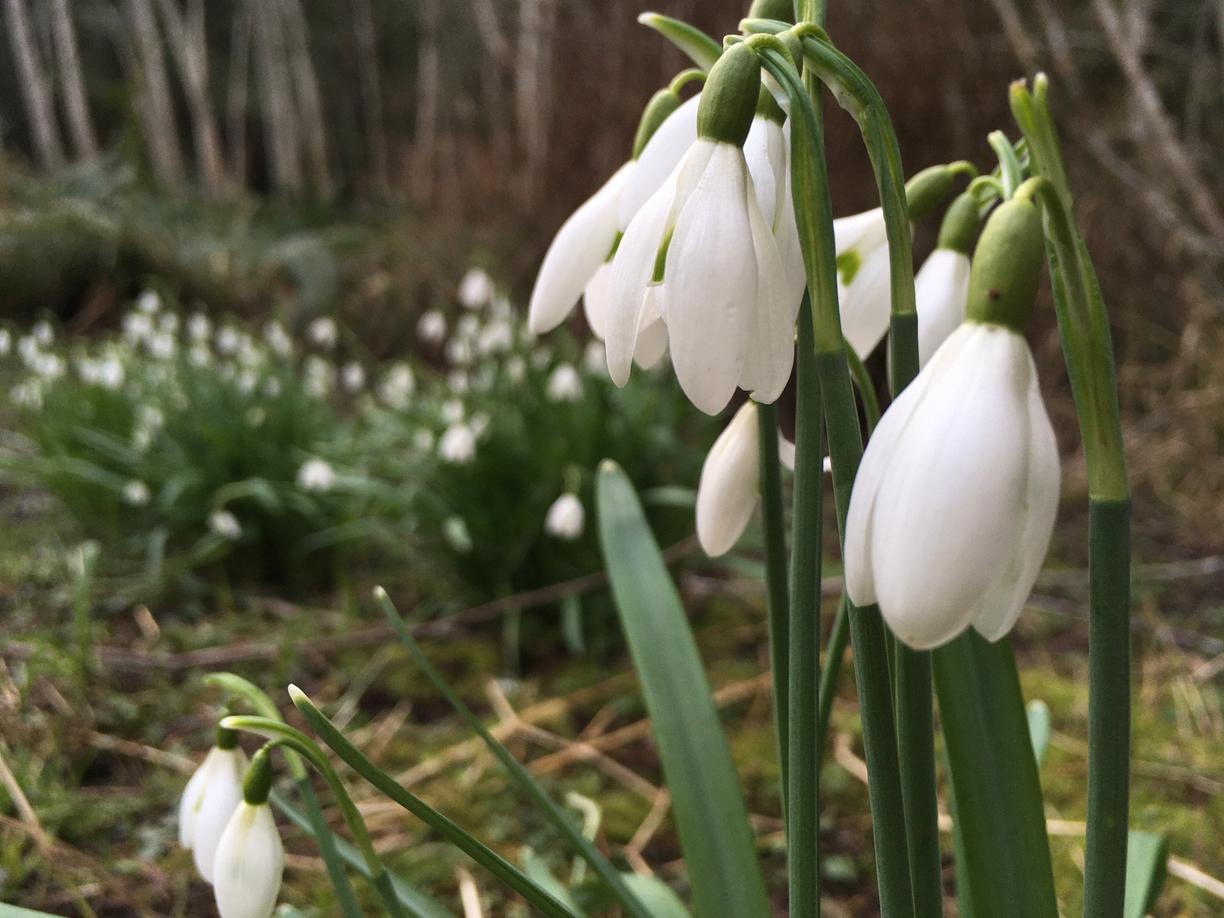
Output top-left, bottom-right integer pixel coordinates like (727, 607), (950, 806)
(4, 0), (66, 169)
(49, 0), (97, 159)
(471, 0), (512, 181)
(125, 0), (186, 188)
(156, 0), (227, 196)
(279, 0), (330, 196)
(251, 0), (302, 194)
(411, 0), (441, 206)
(350, 0), (389, 196)
(515, 0), (557, 203)
(226, 2), (252, 188)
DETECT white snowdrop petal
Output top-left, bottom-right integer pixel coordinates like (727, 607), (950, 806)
(743, 117), (784, 229)
(696, 403), (760, 556)
(916, 248), (971, 367)
(663, 144), (757, 415)
(833, 207), (887, 255)
(529, 162), (633, 335)
(869, 325), (1033, 648)
(190, 747), (247, 883)
(633, 314), (669, 369)
(971, 346), (1061, 640)
(178, 754), (212, 848)
(618, 93), (701, 230)
(213, 803), (284, 918)
(582, 261), (614, 341)
(839, 244), (892, 360)
(741, 189), (794, 404)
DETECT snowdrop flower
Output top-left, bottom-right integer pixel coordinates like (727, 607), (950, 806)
(148, 332), (176, 360)
(137, 290), (161, 314)
(179, 737), (247, 883)
(545, 493), (585, 540)
(915, 192), (977, 366)
(528, 87), (697, 338)
(304, 317), (335, 350)
(297, 458), (336, 493)
(263, 322), (293, 357)
(10, 379), (43, 409)
(32, 320), (54, 346)
(33, 353), (65, 380)
(0, 328), (12, 356)
(439, 424), (476, 464)
(477, 319), (513, 355)
(446, 337), (474, 366)
(447, 369), (470, 393)
(583, 339), (607, 376)
(832, 207), (894, 359)
(456, 314), (480, 341)
(304, 356), (335, 398)
(696, 402), (761, 556)
(341, 361), (366, 393)
(546, 363), (583, 402)
(209, 510), (242, 541)
(212, 748), (283, 918)
(122, 479), (151, 507)
(443, 515), (473, 553)
(845, 194), (1058, 649)
(440, 398), (465, 424)
(379, 363), (415, 409)
(158, 312), (180, 335)
(417, 309), (447, 343)
(123, 312), (153, 344)
(188, 312), (212, 343)
(458, 268), (495, 309)
(215, 326), (241, 356)
(505, 356), (527, 383)
(606, 46), (793, 414)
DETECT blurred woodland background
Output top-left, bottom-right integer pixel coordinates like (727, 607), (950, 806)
(1, 1), (1222, 915)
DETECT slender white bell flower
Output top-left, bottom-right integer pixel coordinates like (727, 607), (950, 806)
(544, 493), (585, 540)
(297, 458), (336, 493)
(916, 191), (978, 366)
(438, 424), (476, 464)
(307, 316), (338, 350)
(616, 92), (701, 231)
(607, 45), (791, 414)
(546, 363), (583, 402)
(696, 403), (760, 556)
(844, 193), (1058, 649)
(122, 479), (151, 507)
(179, 740), (247, 882)
(209, 510), (242, 541)
(458, 268), (495, 309)
(213, 748), (283, 918)
(417, 309), (447, 343)
(833, 207), (894, 359)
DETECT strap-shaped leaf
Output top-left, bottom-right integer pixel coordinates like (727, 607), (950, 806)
(1123, 831), (1167, 918)
(595, 461), (770, 918)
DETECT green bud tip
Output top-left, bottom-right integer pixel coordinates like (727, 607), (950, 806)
(936, 191), (980, 255)
(287, 684), (309, 707)
(905, 165), (955, 221)
(632, 88), (682, 160)
(965, 191), (1046, 332)
(242, 745), (274, 805)
(697, 43), (762, 146)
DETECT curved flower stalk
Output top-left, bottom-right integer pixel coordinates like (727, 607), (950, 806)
(213, 748), (284, 918)
(528, 83), (700, 338)
(180, 727), (247, 883)
(915, 191), (978, 365)
(845, 192), (1059, 649)
(606, 44), (796, 414)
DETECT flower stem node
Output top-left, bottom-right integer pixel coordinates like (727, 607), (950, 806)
(697, 43), (762, 146)
(965, 187), (1045, 332)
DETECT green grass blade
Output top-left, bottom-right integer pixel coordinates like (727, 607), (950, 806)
(291, 691), (581, 918)
(273, 792), (457, 918)
(595, 461), (770, 918)
(376, 590), (652, 918)
(619, 874), (692, 917)
(934, 633), (1058, 918)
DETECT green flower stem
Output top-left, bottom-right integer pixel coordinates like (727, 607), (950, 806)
(204, 673), (362, 918)
(220, 715), (408, 918)
(287, 688), (580, 918)
(1011, 78), (1131, 918)
(757, 399), (791, 808)
(815, 593), (848, 765)
(787, 298), (824, 917)
(751, 37), (915, 917)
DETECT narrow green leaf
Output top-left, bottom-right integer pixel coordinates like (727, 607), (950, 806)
(1123, 831), (1167, 918)
(1026, 699), (1052, 765)
(522, 850), (587, 915)
(291, 691), (581, 918)
(935, 633), (1058, 918)
(595, 461), (770, 918)
(619, 874), (692, 918)
(274, 792), (457, 918)
(377, 592), (651, 918)
(637, 13), (721, 70)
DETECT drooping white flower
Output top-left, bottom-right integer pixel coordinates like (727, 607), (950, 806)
(417, 309), (447, 343)
(304, 355), (335, 398)
(179, 744), (247, 882)
(546, 363), (583, 402)
(307, 316), (338, 350)
(696, 403), (761, 556)
(188, 312), (212, 343)
(544, 493), (585, 540)
(616, 92), (701, 231)
(438, 424), (476, 464)
(137, 290), (161, 314)
(379, 363), (415, 409)
(148, 332), (176, 361)
(833, 207), (893, 359)
(122, 479), (151, 507)
(215, 326), (241, 356)
(212, 802), (284, 918)
(458, 268), (495, 309)
(444, 515), (473, 553)
(297, 458), (336, 493)
(263, 322), (293, 358)
(209, 510), (242, 541)
(844, 321), (1060, 649)
(477, 319), (514, 355)
(915, 248), (971, 367)
(341, 361), (366, 393)
(440, 398), (465, 424)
